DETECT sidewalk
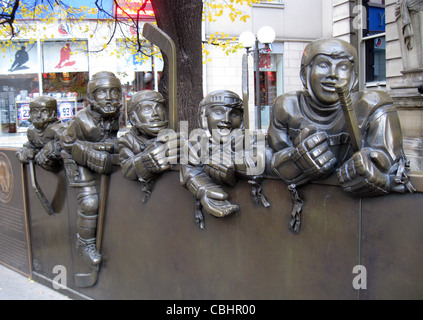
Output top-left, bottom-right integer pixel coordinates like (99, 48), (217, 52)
(0, 264), (71, 300)
(0, 129), (130, 148)
(0, 132), (27, 148)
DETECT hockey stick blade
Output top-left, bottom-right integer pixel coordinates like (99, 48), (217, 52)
(29, 160), (55, 215)
(75, 269), (99, 288)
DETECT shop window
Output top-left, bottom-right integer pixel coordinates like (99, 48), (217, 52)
(41, 40), (89, 123)
(254, 53), (283, 129)
(42, 72), (88, 123)
(365, 36), (386, 83)
(0, 41), (40, 132)
(0, 80), (37, 133)
(359, 0), (386, 87)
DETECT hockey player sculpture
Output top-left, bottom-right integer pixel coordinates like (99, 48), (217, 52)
(181, 90), (269, 229)
(117, 90), (181, 203)
(60, 71), (122, 287)
(16, 95), (66, 215)
(16, 95), (64, 172)
(267, 38), (415, 233)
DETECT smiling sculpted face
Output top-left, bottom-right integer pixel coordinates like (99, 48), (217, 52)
(300, 38), (358, 108)
(206, 105), (243, 141)
(198, 90), (244, 144)
(309, 54), (353, 106)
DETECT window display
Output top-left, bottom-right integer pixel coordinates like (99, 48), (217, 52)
(254, 53), (282, 129)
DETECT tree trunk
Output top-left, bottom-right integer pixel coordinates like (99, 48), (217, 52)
(151, 0), (203, 132)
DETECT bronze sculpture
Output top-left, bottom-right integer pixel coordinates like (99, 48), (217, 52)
(267, 38), (415, 233)
(180, 90), (242, 228)
(59, 71), (122, 286)
(16, 95), (64, 172)
(180, 90), (269, 229)
(16, 95), (66, 215)
(117, 90), (180, 203)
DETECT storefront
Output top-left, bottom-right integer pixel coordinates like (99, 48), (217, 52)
(0, 32), (164, 133)
(254, 42), (283, 129)
(0, 39), (89, 133)
(0, 0), (160, 134)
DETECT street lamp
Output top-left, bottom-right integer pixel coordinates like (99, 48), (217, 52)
(240, 26), (275, 129)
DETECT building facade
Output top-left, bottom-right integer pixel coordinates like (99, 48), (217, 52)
(2, 0), (422, 170)
(0, 0), (335, 133)
(203, 0), (334, 129)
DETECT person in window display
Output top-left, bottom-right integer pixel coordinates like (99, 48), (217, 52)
(60, 71), (122, 267)
(16, 95), (65, 172)
(117, 90), (180, 203)
(267, 38), (415, 199)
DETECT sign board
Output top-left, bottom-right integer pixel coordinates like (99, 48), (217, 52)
(0, 42), (38, 75)
(0, 150), (31, 276)
(42, 41), (89, 73)
(369, 6), (385, 33)
(115, 0), (155, 20)
(57, 100), (76, 122)
(16, 101), (30, 131)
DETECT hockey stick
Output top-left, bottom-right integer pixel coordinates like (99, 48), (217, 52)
(28, 160), (55, 215)
(335, 79), (362, 152)
(143, 22), (177, 131)
(74, 173), (109, 288)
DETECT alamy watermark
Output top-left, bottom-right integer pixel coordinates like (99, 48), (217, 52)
(157, 121), (267, 175)
(352, 265), (367, 290)
(52, 264), (67, 290)
(352, 5), (367, 31)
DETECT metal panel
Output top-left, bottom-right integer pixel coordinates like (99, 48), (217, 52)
(5, 147), (423, 299)
(27, 167), (360, 299)
(360, 192), (423, 299)
(0, 149), (30, 276)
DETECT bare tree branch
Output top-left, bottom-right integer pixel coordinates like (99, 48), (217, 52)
(0, 0), (21, 37)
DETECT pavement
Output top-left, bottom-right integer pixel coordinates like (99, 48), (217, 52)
(0, 129), (130, 149)
(0, 264), (72, 300)
(0, 132), (27, 148)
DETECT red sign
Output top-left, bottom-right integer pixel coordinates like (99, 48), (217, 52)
(115, 0), (155, 20)
(259, 54), (272, 70)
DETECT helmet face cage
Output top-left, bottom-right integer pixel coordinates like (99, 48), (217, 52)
(29, 96), (58, 126)
(127, 90), (168, 137)
(198, 90), (243, 131)
(127, 90), (166, 116)
(87, 71), (122, 99)
(86, 72), (122, 117)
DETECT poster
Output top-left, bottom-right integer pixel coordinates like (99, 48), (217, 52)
(42, 41), (89, 73)
(16, 102), (30, 130)
(0, 42), (39, 75)
(57, 101), (75, 122)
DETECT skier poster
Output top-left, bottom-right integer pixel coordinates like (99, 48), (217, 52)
(43, 41), (88, 73)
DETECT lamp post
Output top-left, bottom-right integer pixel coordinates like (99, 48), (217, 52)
(239, 26), (275, 130)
